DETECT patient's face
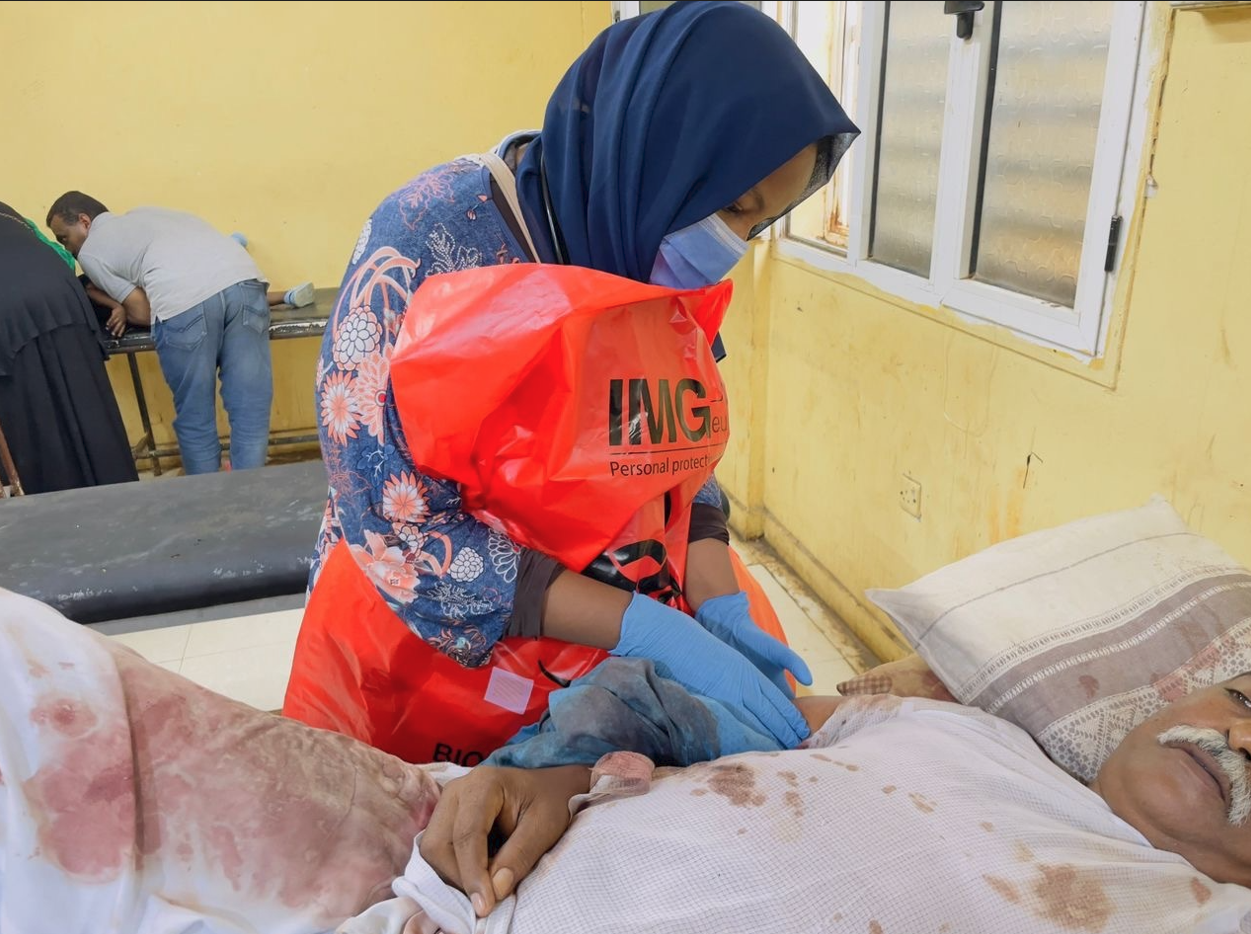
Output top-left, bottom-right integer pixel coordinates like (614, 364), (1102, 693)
(1091, 673), (1251, 886)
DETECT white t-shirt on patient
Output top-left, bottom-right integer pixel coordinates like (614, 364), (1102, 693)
(77, 208), (266, 322)
(349, 696), (1251, 934)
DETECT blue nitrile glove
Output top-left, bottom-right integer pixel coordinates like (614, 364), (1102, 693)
(696, 591), (814, 698)
(612, 592), (809, 747)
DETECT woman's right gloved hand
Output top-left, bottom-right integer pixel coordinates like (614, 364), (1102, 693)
(611, 592), (809, 748)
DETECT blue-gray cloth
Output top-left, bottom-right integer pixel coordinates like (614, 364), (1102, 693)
(487, 657), (785, 770)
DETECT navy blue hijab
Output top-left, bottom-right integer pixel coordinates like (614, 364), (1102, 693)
(514, 1), (859, 281)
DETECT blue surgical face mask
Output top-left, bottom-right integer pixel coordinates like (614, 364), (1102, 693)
(649, 213), (749, 290)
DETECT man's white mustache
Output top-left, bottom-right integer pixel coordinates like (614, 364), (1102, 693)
(1158, 725), (1251, 826)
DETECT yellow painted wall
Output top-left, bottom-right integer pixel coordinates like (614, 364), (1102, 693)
(2, 0), (608, 455)
(719, 6), (1251, 662)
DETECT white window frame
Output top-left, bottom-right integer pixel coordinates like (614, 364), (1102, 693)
(777, 1), (1154, 359)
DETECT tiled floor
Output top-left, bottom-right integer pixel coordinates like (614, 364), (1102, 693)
(745, 563), (859, 695)
(108, 608), (302, 711)
(107, 539), (872, 710)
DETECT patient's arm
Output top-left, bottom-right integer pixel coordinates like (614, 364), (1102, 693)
(796, 694), (848, 734)
(423, 695), (850, 918)
(121, 286), (152, 327)
(82, 281), (129, 336)
(420, 765), (592, 918)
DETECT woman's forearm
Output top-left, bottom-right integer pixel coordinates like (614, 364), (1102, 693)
(540, 569), (632, 648)
(682, 538), (740, 613)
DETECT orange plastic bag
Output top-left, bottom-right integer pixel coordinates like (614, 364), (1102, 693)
(284, 541), (785, 765)
(285, 539), (608, 765)
(284, 265), (792, 762)
(390, 263), (733, 592)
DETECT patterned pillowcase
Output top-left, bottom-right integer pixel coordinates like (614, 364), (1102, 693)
(837, 654), (956, 703)
(866, 496), (1251, 781)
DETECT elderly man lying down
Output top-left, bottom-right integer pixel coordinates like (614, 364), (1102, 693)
(3, 589), (1251, 934)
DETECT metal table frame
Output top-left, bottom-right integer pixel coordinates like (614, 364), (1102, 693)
(104, 292), (334, 475)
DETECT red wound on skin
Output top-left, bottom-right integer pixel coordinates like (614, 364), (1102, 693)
(122, 649), (443, 918)
(25, 643), (444, 925)
(22, 720), (136, 883)
(31, 696), (99, 739)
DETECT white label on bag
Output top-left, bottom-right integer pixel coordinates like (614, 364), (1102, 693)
(484, 667), (534, 715)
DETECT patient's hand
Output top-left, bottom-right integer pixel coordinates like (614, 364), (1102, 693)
(106, 303), (127, 337)
(420, 764), (591, 917)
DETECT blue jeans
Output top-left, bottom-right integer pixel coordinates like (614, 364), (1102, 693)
(153, 280), (273, 475)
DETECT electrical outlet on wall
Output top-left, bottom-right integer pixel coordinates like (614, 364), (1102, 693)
(900, 475), (922, 519)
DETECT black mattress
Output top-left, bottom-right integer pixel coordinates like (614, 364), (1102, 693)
(0, 460), (327, 623)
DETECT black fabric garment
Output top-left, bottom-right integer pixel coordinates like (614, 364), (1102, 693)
(0, 205), (138, 494)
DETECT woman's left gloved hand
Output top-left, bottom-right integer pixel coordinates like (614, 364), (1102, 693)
(695, 591), (813, 697)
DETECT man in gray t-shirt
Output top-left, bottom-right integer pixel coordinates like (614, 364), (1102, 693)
(48, 191), (274, 475)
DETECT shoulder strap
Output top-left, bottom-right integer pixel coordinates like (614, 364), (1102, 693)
(465, 151), (541, 262)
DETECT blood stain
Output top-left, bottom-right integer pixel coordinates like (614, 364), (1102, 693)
(784, 790), (805, 818)
(1190, 877), (1212, 905)
(984, 874), (1022, 904)
(908, 792), (936, 814)
(708, 763), (767, 807)
(1031, 863), (1113, 932)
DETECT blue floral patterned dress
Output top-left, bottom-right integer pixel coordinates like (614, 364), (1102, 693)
(312, 154), (721, 668)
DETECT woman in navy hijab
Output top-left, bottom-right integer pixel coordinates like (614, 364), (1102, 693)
(288, 1), (859, 763)
(515, 1), (856, 279)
